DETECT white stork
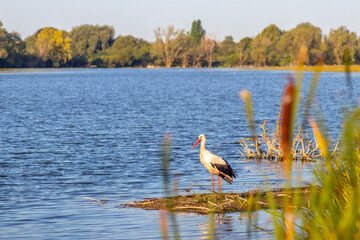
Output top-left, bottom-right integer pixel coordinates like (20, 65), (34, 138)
(192, 134), (237, 193)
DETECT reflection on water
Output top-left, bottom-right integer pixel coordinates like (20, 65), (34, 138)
(205, 214), (235, 238)
(180, 211), (274, 239)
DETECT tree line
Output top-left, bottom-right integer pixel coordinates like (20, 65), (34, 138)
(0, 20), (359, 68)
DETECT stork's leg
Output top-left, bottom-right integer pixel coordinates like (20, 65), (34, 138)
(211, 174), (214, 192)
(217, 174), (220, 193)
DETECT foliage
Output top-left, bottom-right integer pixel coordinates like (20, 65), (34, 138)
(201, 34), (216, 67)
(2, 19), (360, 68)
(326, 26), (357, 64)
(152, 25), (185, 67)
(94, 35), (151, 67)
(277, 23), (322, 65)
(190, 19), (206, 45)
(0, 21), (26, 67)
(35, 27), (71, 67)
(183, 19), (207, 67)
(238, 37), (253, 65)
(112, 35), (151, 67)
(69, 24), (114, 66)
(216, 36), (239, 67)
(250, 24), (281, 66)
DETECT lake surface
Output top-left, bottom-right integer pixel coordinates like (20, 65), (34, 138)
(0, 68), (359, 239)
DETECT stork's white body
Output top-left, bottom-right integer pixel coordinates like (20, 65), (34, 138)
(199, 139), (224, 176)
(193, 134), (237, 193)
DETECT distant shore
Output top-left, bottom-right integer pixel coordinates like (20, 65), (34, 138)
(1, 65), (359, 73)
(235, 65), (359, 72)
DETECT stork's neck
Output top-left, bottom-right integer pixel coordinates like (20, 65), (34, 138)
(200, 138), (206, 153)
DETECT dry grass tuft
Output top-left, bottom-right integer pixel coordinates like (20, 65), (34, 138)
(238, 118), (327, 161)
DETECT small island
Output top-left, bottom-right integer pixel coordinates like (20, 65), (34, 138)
(124, 187), (312, 214)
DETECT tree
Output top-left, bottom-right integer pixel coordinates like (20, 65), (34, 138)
(354, 37), (360, 64)
(24, 29), (45, 67)
(277, 22), (322, 65)
(190, 19), (206, 44)
(238, 37), (253, 65)
(69, 24), (114, 66)
(218, 36), (239, 66)
(187, 20), (206, 67)
(0, 21), (26, 67)
(326, 26), (357, 65)
(107, 35), (151, 67)
(201, 34), (216, 67)
(34, 27), (71, 67)
(179, 34), (191, 67)
(250, 24), (281, 66)
(0, 21), (9, 59)
(250, 37), (268, 66)
(261, 24), (282, 42)
(152, 26), (185, 67)
(221, 36), (237, 55)
(24, 31), (39, 56)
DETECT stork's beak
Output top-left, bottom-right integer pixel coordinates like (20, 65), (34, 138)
(192, 138), (201, 149)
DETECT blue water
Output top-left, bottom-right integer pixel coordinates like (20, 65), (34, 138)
(0, 69), (358, 239)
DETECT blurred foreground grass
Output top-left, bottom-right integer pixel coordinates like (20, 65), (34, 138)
(242, 47), (360, 239)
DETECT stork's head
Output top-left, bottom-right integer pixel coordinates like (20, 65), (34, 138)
(192, 134), (206, 149)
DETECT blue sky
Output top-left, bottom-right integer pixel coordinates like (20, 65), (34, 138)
(1, 0), (360, 42)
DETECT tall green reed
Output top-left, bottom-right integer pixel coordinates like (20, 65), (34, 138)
(160, 132), (180, 240)
(297, 47), (360, 239)
(241, 46), (360, 239)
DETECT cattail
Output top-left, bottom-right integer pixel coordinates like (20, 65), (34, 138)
(309, 116), (328, 158)
(280, 78), (295, 160)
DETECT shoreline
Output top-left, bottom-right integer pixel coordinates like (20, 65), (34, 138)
(0, 65), (358, 72)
